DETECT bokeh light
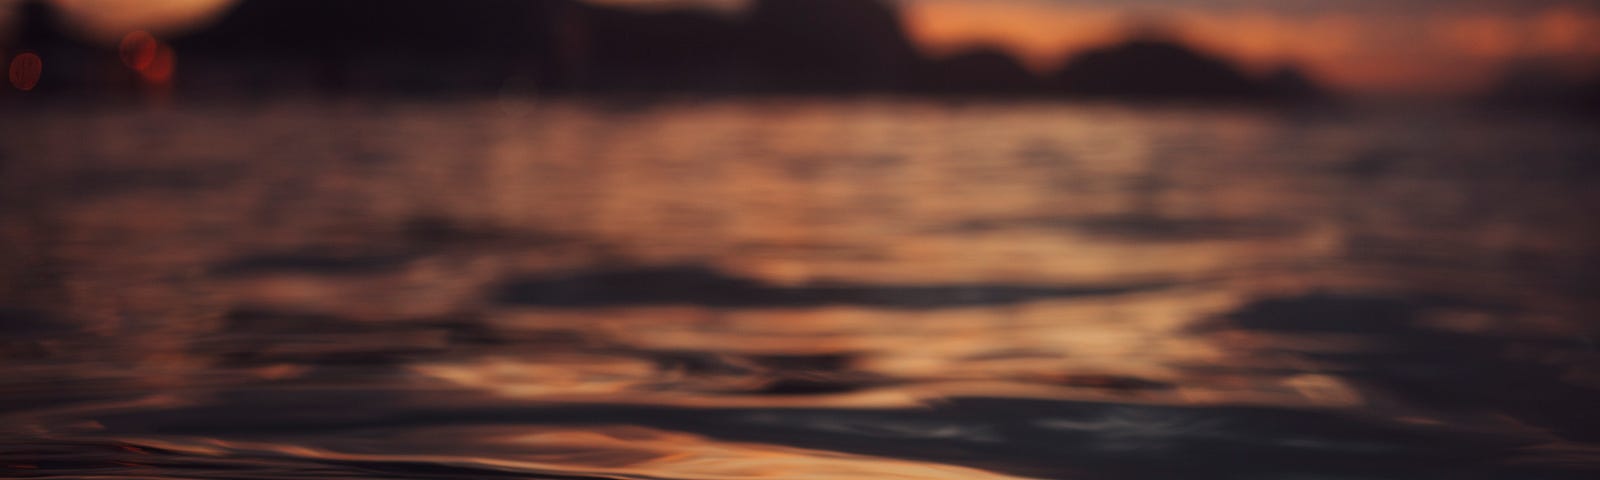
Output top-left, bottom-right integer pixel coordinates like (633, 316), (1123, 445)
(119, 30), (158, 70)
(8, 51), (41, 91)
(140, 44), (176, 85)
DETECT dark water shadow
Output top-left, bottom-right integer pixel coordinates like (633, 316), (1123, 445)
(209, 216), (578, 278)
(61, 166), (246, 199)
(1192, 293), (1600, 443)
(941, 213), (1305, 242)
(193, 308), (504, 368)
(210, 251), (419, 277)
(0, 439), (622, 480)
(492, 264), (1184, 309)
(88, 389), (1592, 480)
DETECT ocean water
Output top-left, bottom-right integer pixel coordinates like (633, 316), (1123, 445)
(1, 98), (1598, 479)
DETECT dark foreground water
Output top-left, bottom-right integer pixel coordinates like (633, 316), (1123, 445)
(2, 99), (1598, 479)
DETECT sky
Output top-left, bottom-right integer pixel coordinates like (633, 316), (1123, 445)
(585, 0), (1600, 95)
(898, 0), (1600, 95)
(2, 0), (1598, 96)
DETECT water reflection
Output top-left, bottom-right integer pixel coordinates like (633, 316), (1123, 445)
(1, 100), (1598, 478)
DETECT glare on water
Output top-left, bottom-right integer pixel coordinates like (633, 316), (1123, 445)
(1, 99), (1598, 479)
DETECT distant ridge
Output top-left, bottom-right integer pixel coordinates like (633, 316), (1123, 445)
(921, 47), (1044, 95)
(1054, 38), (1322, 101)
(8, 0), (1327, 102)
(1481, 62), (1600, 115)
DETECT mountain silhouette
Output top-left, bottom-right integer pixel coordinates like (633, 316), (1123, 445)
(1053, 38), (1321, 101)
(172, 0), (561, 54)
(739, 0), (924, 92)
(920, 48), (1043, 95)
(165, 0), (930, 94)
(1481, 62), (1600, 115)
(11, 0), (1330, 101)
(1262, 65), (1321, 99)
(568, 7), (744, 92)
(167, 0), (575, 92)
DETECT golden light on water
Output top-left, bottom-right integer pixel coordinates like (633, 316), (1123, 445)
(112, 428), (1034, 480)
(3, 2), (1600, 479)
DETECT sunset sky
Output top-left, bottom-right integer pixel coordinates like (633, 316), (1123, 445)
(898, 0), (1600, 95)
(2, 0), (1597, 96)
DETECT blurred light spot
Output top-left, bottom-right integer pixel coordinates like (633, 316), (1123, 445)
(9, 53), (42, 91)
(120, 31), (159, 70)
(141, 45), (177, 86)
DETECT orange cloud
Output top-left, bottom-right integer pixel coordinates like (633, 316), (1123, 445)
(901, 0), (1124, 72)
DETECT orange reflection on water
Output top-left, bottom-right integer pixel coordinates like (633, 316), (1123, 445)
(414, 284), (1381, 411)
(4, 99), (1598, 477)
(117, 426), (1033, 480)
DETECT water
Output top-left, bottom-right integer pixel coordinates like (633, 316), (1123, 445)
(2, 98), (1598, 479)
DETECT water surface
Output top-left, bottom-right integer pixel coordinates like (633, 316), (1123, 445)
(2, 99), (1598, 479)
